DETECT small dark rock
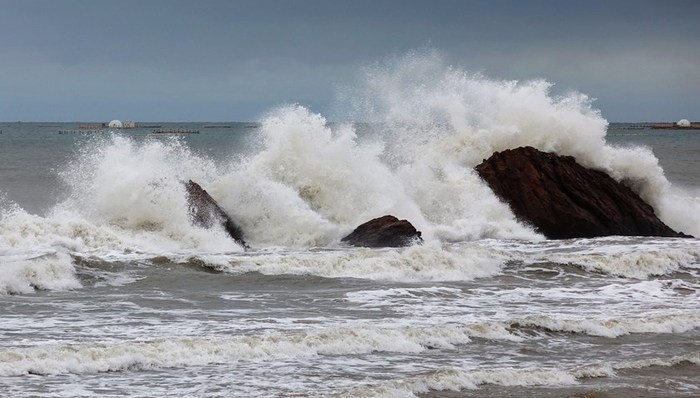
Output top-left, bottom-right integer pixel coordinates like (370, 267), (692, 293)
(342, 215), (422, 247)
(185, 180), (247, 248)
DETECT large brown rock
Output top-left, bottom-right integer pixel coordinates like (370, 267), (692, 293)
(342, 215), (423, 247)
(474, 146), (689, 239)
(185, 180), (247, 248)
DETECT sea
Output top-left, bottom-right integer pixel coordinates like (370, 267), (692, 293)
(1, 59), (699, 397)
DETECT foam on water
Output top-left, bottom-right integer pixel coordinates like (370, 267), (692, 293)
(14, 320), (694, 383)
(0, 323), (516, 376)
(338, 367), (579, 397)
(0, 251), (79, 295)
(0, 204), (78, 294)
(573, 352), (700, 379)
(213, 242), (505, 282)
(341, 279), (700, 338)
(557, 248), (699, 278)
(341, 352), (700, 398)
(486, 237), (700, 278)
(511, 312), (700, 338)
(0, 199), (241, 294)
(2, 51), (699, 294)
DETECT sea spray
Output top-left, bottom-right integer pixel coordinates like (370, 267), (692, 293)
(219, 104), (539, 243)
(212, 171), (339, 247)
(38, 52), (700, 247)
(339, 50), (700, 237)
(1, 51), (698, 297)
(54, 135), (243, 252)
(340, 51), (608, 166)
(247, 106), (429, 237)
(57, 135), (211, 231)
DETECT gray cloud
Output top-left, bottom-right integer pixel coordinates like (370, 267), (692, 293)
(1, 0), (698, 121)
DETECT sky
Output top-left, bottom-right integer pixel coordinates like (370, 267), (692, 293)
(0, 0), (698, 122)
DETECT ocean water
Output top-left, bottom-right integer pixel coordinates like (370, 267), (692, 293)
(1, 56), (699, 397)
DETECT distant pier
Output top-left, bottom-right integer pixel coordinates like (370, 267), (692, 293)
(58, 128), (107, 134)
(650, 119), (699, 130)
(650, 123), (700, 130)
(150, 128), (200, 134)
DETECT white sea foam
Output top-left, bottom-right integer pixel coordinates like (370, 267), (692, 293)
(619, 352), (700, 370)
(213, 242), (505, 282)
(571, 352), (700, 379)
(412, 367), (578, 392)
(336, 366), (579, 397)
(345, 286), (464, 302)
(0, 205), (80, 294)
(559, 250), (694, 278)
(0, 179), (242, 294)
(484, 237), (700, 278)
(512, 312), (700, 338)
(0, 323), (516, 376)
(341, 352), (700, 397)
(546, 243), (700, 278)
(0, 251), (80, 295)
(342, 279), (700, 336)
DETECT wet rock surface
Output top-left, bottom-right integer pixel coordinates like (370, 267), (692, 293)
(342, 215), (423, 247)
(185, 180), (247, 248)
(475, 146), (689, 239)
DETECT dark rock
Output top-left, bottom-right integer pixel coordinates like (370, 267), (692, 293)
(342, 215), (422, 247)
(474, 146), (690, 239)
(184, 180), (247, 248)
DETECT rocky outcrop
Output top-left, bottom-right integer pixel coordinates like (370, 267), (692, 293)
(342, 215), (422, 247)
(185, 180), (247, 248)
(474, 146), (689, 239)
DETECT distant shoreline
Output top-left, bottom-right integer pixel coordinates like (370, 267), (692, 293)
(0, 121), (698, 129)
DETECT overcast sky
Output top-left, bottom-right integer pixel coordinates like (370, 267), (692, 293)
(1, 0), (698, 122)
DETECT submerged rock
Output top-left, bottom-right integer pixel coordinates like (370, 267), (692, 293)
(474, 146), (689, 239)
(342, 215), (422, 247)
(184, 180), (247, 248)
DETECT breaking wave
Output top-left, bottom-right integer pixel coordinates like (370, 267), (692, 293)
(1, 50), (699, 293)
(339, 352), (700, 397)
